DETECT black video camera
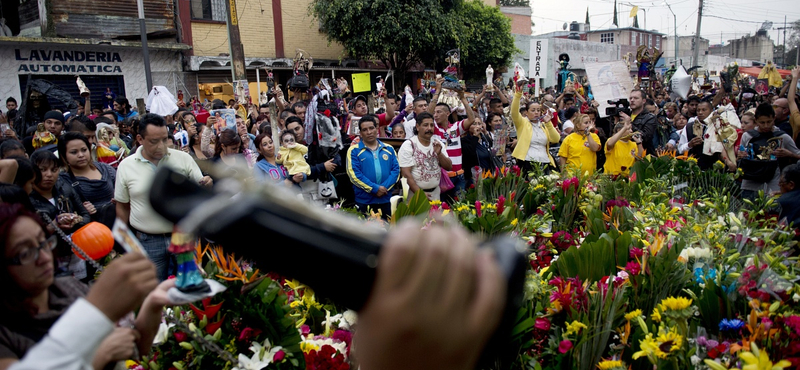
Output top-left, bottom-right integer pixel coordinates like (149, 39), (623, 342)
(606, 98), (631, 117)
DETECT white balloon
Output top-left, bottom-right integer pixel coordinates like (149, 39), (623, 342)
(670, 66), (691, 100)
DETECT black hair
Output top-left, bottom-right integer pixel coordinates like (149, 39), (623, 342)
(258, 122), (272, 137)
(0, 184), (35, 211)
(214, 128), (242, 157)
(489, 98), (503, 106)
(57, 132), (94, 170)
(285, 116), (304, 129)
(0, 141), (25, 159)
(755, 102), (775, 119)
(359, 114), (378, 131)
(413, 112), (435, 135)
(784, 164), (800, 188)
(564, 107), (579, 120)
(138, 113), (168, 138)
(30, 150), (59, 185)
(211, 99), (227, 110)
(259, 103), (269, 109)
(645, 99), (656, 106)
(412, 96), (428, 105)
(687, 95), (701, 103)
(564, 97), (575, 104)
(11, 156), (33, 190)
(5, 97), (16, 105)
(435, 102), (451, 111)
(386, 93), (398, 101)
(279, 110), (294, 121)
(93, 116), (115, 126)
(291, 102), (306, 113)
(114, 97), (131, 113)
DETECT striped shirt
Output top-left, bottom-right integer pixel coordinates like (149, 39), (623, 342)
(434, 120), (466, 172)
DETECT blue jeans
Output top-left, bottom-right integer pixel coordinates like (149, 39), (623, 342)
(136, 232), (173, 281)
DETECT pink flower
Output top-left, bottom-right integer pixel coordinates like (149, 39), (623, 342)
(534, 318), (551, 331)
(238, 327), (262, 342)
(475, 201), (482, 217)
(625, 260), (641, 275)
(273, 349), (286, 362)
(300, 324), (311, 336)
(629, 247), (644, 259)
(558, 339), (573, 353)
(497, 195), (506, 214)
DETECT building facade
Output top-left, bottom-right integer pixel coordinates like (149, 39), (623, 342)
(708, 31), (774, 65)
(0, 0), (187, 112)
(663, 36), (710, 67)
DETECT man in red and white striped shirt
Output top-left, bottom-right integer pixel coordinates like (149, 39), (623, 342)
(427, 77), (475, 201)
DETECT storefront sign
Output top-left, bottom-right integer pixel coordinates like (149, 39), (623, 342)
(14, 49), (123, 73)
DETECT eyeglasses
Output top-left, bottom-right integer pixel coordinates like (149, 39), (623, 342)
(6, 235), (57, 266)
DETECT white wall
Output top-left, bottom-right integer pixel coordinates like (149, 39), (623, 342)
(0, 45), (182, 107)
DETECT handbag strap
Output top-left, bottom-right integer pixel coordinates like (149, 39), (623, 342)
(65, 170), (87, 204)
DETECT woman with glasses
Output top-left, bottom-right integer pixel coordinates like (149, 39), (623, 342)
(0, 203), (172, 370)
(27, 150), (90, 280)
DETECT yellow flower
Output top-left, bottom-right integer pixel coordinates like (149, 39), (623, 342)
(565, 321), (588, 336)
(429, 200), (442, 206)
(651, 307), (662, 323)
(534, 184), (546, 191)
(299, 341), (320, 353)
(597, 360), (623, 370)
(632, 333), (664, 361)
(290, 300), (302, 308)
(511, 218), (518, 226)
(739, 343), (792, 370)
(656, 329), (683, 355)
(660, 296), (692, 311)
(625, 309), (643, 321)
(687, 157), (698, 163)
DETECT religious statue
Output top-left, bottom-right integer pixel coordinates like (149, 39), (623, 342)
(486, 65), (494, 92)
(32, 122), (56, 149)
(636, 45), (663, 85)
(442, 49), (463, 91)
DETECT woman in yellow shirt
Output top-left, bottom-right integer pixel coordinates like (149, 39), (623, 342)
(604, 121), (644, 176)
(558, 114), (600, 176)
(510, 82), (561, 176)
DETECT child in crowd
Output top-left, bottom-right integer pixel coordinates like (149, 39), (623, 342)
(604, 121), (643, 176)
(276, 131), (310, 183)
(558, 113), (600, 176)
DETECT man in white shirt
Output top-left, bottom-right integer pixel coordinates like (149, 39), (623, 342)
(398, 112), (452, 201)
(115, 114), (212, 281)
(402, 97), (431, 139)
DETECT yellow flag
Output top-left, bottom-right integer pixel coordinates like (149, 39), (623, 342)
(629, 6), (638, 17)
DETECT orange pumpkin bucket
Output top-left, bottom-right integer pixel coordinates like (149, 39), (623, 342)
(71, 222), (114, 260)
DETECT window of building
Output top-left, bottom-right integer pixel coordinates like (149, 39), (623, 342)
(600, 33), (614, 44)
(191, 0), (226, 22)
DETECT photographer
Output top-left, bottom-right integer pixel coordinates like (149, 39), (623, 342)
(624, 90), (657, 156)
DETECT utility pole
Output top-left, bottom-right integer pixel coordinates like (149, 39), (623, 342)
(776, 16), (788, 67)
(664, 1), (678, 65)
(225, 0), (248, 100)
(137, 0), (153, 93)
(692, 0), (703, 68)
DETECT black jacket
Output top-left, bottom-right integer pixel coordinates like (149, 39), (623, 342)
(631, 111), (657, 156)
(29, 178), (90, 231)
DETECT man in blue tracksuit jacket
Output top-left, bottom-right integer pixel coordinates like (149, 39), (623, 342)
(346, 114), (401, 220)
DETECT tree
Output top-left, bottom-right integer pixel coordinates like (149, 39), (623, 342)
(311, 0), (455, 86)
(311, 0), (518, 86)
(449, 0), (519, 81)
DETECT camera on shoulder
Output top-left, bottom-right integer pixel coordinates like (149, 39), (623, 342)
(606, 99), (631, 117)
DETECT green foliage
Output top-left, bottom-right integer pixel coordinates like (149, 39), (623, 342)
(550, 229), (632, 283)
(449, 0), (519, 81)
(310, 0), (517, 82)
(391, 190), (431, 223)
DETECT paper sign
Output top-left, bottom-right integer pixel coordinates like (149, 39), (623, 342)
(529, 39), (549, 80)
(352, 73), (371, 93)
(585, 61), (634, 118)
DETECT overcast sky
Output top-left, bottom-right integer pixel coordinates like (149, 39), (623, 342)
(530, 0), (798, 47)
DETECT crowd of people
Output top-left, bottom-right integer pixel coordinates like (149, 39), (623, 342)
(0, 62), (799, 369)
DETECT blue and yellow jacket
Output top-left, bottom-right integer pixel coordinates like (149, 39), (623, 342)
(346, 140), (400, 205)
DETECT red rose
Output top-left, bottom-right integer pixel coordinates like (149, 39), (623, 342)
(273, 349), (286, 362)
(173, 331), (188, 342)
(534, 318), (551, 331)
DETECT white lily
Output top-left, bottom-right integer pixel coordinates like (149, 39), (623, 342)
(152, 321), (175, 345)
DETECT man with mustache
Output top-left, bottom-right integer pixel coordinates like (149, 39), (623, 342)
(398, 112), (452, 201)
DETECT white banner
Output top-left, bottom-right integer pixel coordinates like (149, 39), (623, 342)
(529, 39), (549, 81)
(584, 61), (634, 118)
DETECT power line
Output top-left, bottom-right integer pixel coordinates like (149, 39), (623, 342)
(704, 14), (775, 24)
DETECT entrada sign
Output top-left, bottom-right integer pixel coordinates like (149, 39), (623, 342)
(14, 49), (123, 73)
